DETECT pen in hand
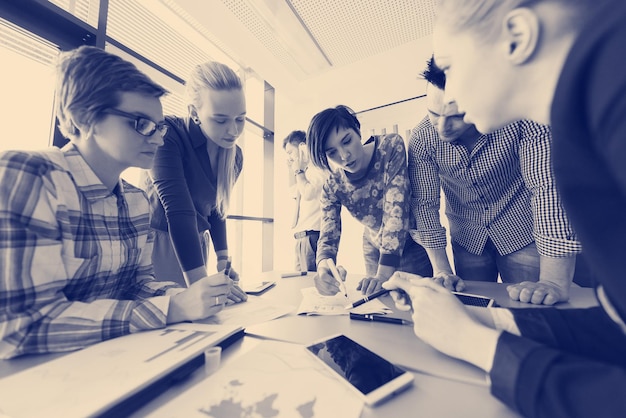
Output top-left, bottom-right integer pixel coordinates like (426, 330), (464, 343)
(345, 288), (389, 309)
(223, 257), (232, 278)
(349, 313), (412, 325)
(327, 259), (348, 298)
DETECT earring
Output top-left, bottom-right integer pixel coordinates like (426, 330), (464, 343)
(192, 117), (201, 125)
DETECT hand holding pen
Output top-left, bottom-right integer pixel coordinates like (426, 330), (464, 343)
(220, 257), (248, 304)
(314, 258), (348, 297)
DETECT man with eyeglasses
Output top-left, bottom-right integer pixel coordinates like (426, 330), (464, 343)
(0, 46), (233, 359)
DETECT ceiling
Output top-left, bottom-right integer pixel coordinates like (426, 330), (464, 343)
(218, 0), (437, 79)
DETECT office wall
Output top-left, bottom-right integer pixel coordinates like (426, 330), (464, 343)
(272, 36), (434, 274)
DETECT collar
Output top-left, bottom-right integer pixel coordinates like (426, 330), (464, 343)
(187, 117), (208, 149)
(61, 143), (124, 202)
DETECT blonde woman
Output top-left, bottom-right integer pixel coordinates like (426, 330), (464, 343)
(384, 0), (626, 416)
(144, 62), (246, 302)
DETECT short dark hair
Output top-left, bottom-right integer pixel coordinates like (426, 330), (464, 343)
(307, 105), (360, 172)
(55, 46), (167, 141)
(282, 130), (306, 149)
(420, 55), (446, 90)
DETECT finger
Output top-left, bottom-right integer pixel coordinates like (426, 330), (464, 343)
(364, 280), (379, 295)
(315, 275), (339, 296)
(205, 273), (231, 286)
(507, 284), (522, 301)
(230, 285), (248, 302)
(454, 278), (466, 292)
(337, 265), (348, 281)
(384, 273), (415, 293)
(543, 292), (559, 306)
(530, 288), (548, 305)
(432, 276), (445, 287)
(518, 287), (534, 303)
(356, 278), (364, 291)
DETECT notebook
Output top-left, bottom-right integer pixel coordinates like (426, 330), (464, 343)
(0, 323), (243, 418)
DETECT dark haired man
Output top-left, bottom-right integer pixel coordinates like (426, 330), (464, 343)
(408, 57), (584, 305)
(282, 130), (324, 272)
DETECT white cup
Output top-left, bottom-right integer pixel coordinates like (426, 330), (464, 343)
(204, 346), (222, 375)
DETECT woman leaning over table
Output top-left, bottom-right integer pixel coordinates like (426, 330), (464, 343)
(383, 0), (626, 417)
(307, 105), (432, 297)
(142, 61), (246, 303)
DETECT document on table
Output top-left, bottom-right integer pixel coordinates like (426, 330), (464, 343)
(145, 340), (363, 418)
(0, 323), (242, 418)
(297, 287), (392, 315)
(195, 295), (295, 327)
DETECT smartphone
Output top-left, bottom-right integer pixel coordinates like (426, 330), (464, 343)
(452, 291), (497, 308)
(241, 280), (276, 295)
(305, 334), (413, 406)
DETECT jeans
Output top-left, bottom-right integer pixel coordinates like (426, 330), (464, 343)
(452, 239), (540, 283)
(362, 232), (433, 277)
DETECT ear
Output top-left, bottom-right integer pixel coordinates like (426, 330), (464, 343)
(502, 8), (540, 65)
(188, 104), (199, 122)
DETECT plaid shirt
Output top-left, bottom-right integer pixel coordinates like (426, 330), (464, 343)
(0, 145), (182, 359)
(408, 117), (581, 257)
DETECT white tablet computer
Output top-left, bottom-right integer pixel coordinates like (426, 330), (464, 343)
(305, 334), (414, 406)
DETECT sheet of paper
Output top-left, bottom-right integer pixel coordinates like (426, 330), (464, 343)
(146, 340), (363, 418)
(0, 324), (241, 418)
(196, 296), (295, 327)
(297, 287), (392, 315)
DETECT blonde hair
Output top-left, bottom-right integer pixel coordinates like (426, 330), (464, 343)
(436, 0), (587, 41)
(186, 61), (243, 218)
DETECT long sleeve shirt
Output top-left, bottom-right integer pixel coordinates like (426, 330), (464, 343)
(0, 145), (182, 359)
(488, 1), (626, 416)
(316, 134), (411, 268)
(143, 116), (243, 272)
(408, 117), (581, 258)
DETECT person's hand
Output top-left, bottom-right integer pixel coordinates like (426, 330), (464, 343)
(295, 143), (308, 172)
(167, 272), (232, 323)
(431, 272), (466, 292)
(383, 272), (502, 371)
(217, 259), (240, 282)
(315, 259), (347, 296)
(357, 276), (385, 295)
(216, 259), (247, 304)
(226, 283), (248, 305)
(506, 280), (569, 305)
(382, 272), (487, 361)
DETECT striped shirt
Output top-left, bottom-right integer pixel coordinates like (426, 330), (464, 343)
(408, 117), (581, 257)
(317, 134), (411, 268)
(0, 145), (182, 359)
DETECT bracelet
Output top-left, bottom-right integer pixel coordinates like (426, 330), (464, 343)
(294, 169), (305, 176)
(217, 256), (229, 261)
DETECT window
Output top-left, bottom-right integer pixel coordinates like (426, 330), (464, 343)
(0, 17), (58, 152)
(0, 0), (276, 278)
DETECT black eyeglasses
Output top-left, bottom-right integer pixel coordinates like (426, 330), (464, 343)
(103, 108), (168, 137)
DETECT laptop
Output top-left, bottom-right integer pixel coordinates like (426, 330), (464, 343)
(0, 323), (243, 418)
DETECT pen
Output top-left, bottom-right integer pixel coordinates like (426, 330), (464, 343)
(327, 259), (348, 298)
(223, 256), (232, 278)
(345, 288), (389, 309)
(349, 313), (411, 325)
(281, 271), (308, 278)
